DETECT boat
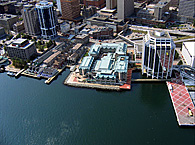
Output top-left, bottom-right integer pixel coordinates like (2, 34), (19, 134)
(7, 71), (15, 77)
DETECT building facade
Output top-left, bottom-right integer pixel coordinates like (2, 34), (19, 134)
(7, 38), (37, 60)
(0, 14), (18, 32)
(22, 5), (41, 36)
(56, 0), (62, 14)
(182, 42), (195, 68)
(178, 0), (195, 22)
(117, 0), (134, 20)
(142, 31), (176, 79)
(106, 0), (117, 9)
(83, 0), (106, 8)
(36, 1), (57, 39)
(60, 0), (80, 20)
(13, 21), (25, 33)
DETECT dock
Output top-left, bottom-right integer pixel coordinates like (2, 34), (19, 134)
(166, 78), (195, 126)
(15, 69), (25, 78)
(120, 69), (132, 90)
(132, 79), (171, 82)
(45, 66), (66, 84)
(64, 72), (120, 91)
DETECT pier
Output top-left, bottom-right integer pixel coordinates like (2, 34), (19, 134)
(15, 69), (25, 78)
(131, 79), (171, 82)
(166, 79), (195, 126)
(45, 65), (66, 84)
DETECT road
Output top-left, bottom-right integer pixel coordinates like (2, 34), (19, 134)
(129, 25), (195, 37)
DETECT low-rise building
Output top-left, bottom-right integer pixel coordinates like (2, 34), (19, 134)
(13, 21), (25, 33)
(7, 38), (37, 60)
(43, 50), (61, 66)
(0, 14), (18, 32)
(0, 27), (6, 38)
(75, 34), (89, 44)
(182, 42), (195, 68)
(79, 43), (129, 85)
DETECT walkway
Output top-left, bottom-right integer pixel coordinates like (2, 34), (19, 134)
(166, 75), (195, 126)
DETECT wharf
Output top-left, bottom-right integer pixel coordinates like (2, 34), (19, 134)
(45, 66), (66, 84)
(21, 72), (41, 79)
(166, 78), (195, 126)
(15, 69), (25, 78)
(64, 72), (120, 91)
(120, 69), (132, 90)
(132, 79), (171, 82)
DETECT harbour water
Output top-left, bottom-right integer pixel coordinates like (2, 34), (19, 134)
(0, 71), (194, 145)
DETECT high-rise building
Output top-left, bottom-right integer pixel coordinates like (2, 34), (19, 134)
(178, 0), (195, 22)
(36, 1), (57, 39)
(61, 0), (80, 20)
(117, 0), (134, 19)
(22, 5), (41, 36)
(106, 0), (116, 9)
(142, 31), (175, 79)
(56, 0), (62, 14)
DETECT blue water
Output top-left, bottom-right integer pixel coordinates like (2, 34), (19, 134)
(0, 71), (194, 145)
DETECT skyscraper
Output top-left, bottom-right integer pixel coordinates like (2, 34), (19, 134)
(106, 0), (116, 9)
(117, 0), (134, 19)
(142, 31), (175, 79)
(178, 0), (195, 22)
(56, 0), (62, 14)
(36, 1), (57, 39)
(22, 5), (41, 36)
(60, 0), (80, 20)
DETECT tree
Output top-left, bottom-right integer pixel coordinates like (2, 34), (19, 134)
(174, 50), (179, 60)
(177, 60), (183, 65)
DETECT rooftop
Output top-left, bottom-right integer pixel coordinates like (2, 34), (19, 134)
(79, 56), (94, 70)
(149, 31), (170, 39)
(183, 42), (195, 57)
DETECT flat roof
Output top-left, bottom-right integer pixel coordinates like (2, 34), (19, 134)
(99, 55), (112, 70)
(79, 56), (94, 70)
(12, 38), (26, 44)
(149, 31), (170, 39)
(183, 42), (195, 57)
(114, 56), (128, 72)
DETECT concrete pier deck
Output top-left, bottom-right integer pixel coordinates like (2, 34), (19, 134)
(166, 78), (195, 126)
(132, 79), (171, 82)
(64, 72), (120, 91)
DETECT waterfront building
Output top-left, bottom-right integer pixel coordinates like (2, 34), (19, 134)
(60, 0), (81, 21)
(142, 31), (176, 79)
(0, 14), (18, 32)
(117, 0), (134, 20)
(182, 42), (195, 68)
(22, 5), (41, 36)
(6, 38), (37, 60)
(79, 43), (128, 85)
(36, 1), (57, 39)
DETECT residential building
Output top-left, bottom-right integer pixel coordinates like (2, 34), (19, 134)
(60, 0), (81, 21)
(36, 1), (57, 39)
(22, 5), (41, 36)
(7, 38), (37, 60)
(178, 0), (195, 22)
(117, 0), (134, 20)
(182, 42), (195, 68)
(142, 31), (176, 79)
(13, 21), (25, 33)
(0, 14), (18, 32)
(83, 0), (106, 8)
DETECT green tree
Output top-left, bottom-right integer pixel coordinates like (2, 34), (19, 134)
(177, 60), (183, 65)
(174, 50), (179, 59)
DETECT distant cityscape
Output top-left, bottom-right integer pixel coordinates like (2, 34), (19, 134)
(0, 0), (195, 126)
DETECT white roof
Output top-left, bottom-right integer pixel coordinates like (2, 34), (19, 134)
(184, 42), (195, 57)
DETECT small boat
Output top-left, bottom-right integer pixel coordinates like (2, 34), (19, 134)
(7, 71), (15, 77)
